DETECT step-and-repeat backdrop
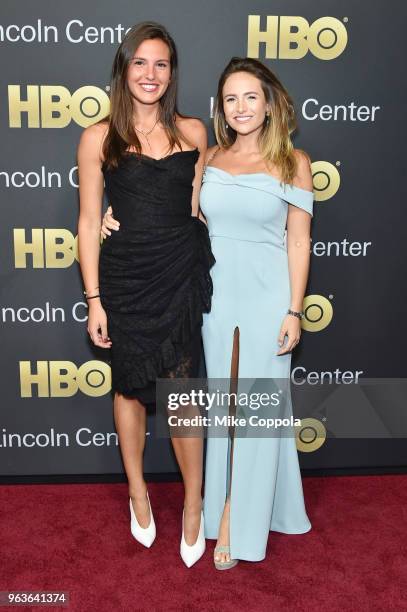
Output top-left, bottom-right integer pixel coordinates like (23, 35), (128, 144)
(1, 0), (406, 476)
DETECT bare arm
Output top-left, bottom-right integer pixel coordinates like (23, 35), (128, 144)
(198, 145), (220, 225)
(182, 118), (207, 217)
(77, 123), (111, 348)
(277, 150), (313, 355)
(286, 150), (313, 312)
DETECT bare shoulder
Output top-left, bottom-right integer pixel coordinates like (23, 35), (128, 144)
(292, 148), (313, 191)
(204, 144), (220, 165)
(177, 116), (207, 150)
(77, 120), (109, 162)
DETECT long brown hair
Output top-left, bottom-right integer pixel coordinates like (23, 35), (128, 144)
(213, 57), (300, 184)
(102, 22), (184, 168)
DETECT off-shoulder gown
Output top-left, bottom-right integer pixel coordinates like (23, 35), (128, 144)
(200, 164), (313, 561)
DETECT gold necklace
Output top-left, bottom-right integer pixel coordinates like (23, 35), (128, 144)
(134, 118), (159, 150)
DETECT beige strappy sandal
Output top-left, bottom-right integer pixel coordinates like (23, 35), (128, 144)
(214, 545), (239, 570)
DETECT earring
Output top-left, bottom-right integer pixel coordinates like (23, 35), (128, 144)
(225, 122), (229, 130)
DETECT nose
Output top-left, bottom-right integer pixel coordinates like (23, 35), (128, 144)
(237, 98), (246, 114)
(145, 63), (156, 81)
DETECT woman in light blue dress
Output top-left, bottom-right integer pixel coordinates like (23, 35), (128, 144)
(200, 57), (313, 568)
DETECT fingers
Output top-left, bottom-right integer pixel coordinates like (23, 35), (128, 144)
(105, 205), (119, 229)
(277, 329), (286, 347)
(277, 316), (302, 355)
(100, 321), (111, 344)
(101, 213), (112, 237)
(276, 333), (300, 355)
(101, 216), (120, 237)
(101, 206), (120, 237)
(87, 325), (112, 348)
(106, 214), (120, 230)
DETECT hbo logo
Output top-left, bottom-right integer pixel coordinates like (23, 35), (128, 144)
(14, 228), (78, 268)
(248, 15), (348, 60)
(19, 360), (111, 397)
(13, 229), (105, 268)
(8, 85), (109, 128)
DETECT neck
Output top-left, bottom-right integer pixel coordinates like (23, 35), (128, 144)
(231, 129), (261, 154)
(133, 100), (160, 127)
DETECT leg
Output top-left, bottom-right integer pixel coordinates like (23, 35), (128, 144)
(171, 436), (203, 544)
(214, 327), (239, 565)
(114, 391), (151, 527)
(166, 328), (204, 545)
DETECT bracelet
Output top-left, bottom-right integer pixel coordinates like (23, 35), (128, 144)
(83, 286), (99, 297)
(287, 309), (304, 320)
(86, 294), (100, 300)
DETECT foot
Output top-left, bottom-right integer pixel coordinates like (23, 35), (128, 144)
(129, 484), (151, 528)
(183, 499), (203, 546)
(214, 498), (231, 564)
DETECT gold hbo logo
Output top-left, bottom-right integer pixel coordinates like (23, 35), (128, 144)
(295, 418), (326, 452)
(302, 295), (333, 332)
(13, 229), (100, 268)
(19, 360), (111, 397)
(8, 85), (109, 128)
(311, 161), (341, 202)
(248, 15), (348, 60)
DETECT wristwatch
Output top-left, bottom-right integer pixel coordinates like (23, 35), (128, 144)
(287, 309), (304, 320)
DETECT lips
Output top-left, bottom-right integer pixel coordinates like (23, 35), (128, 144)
(139, 83), (160, 92)
(234, 116), (253, 123)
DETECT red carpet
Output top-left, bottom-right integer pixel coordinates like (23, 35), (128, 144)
(0, 475), (406, 611)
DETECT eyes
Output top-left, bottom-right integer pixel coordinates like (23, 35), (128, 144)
(224, 94), (259, 103)
(132, 59), (169, 69)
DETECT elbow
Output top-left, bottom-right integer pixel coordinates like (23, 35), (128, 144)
(78, 216), (101, 236)
(287, 233), (311, 251)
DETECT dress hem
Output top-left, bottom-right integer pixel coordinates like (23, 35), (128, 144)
(270, 522), (312, 535)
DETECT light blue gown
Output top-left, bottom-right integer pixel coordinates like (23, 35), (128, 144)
(200, 165), (313, 562)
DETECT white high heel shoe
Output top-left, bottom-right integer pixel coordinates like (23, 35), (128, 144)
(129, 492), (156, 548)
(180, 509), (206, 567)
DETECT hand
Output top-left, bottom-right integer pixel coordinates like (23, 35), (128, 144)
(101, 205), (120, 239)
(276, 314), (301, 355)
(87, 301), (112, 348)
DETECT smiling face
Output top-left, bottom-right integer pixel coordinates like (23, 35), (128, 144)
(126, 38), (171, 105)
(222, 71), (270, 136)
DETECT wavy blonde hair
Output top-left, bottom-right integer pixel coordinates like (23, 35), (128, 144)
(213, 57), (302, 184)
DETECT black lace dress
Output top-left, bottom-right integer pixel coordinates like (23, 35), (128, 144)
(99, 149), (214, 404)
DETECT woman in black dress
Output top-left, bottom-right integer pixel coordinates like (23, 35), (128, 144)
(77, 22), (214, 567)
